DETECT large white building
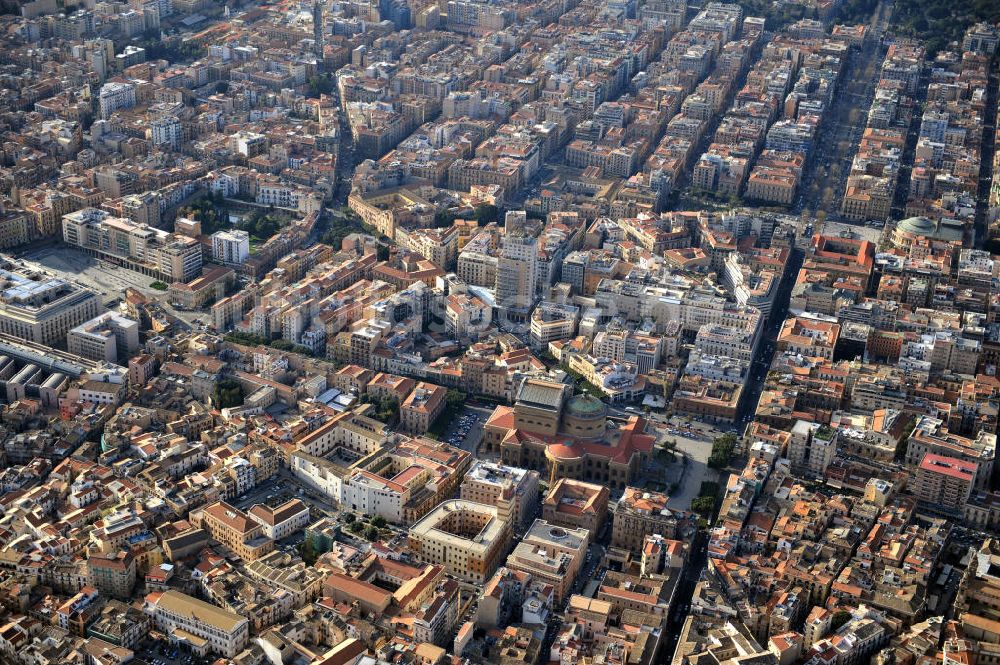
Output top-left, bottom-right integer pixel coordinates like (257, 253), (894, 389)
(0, 266), (101, 346)
(62, 208), (202, 282)
(496, 233), (538, 314)
(211, 229), (250, 266)
(247, 498), (310, 540)
(99, 81), (136, 119)
(151, 116), (183, 149)
(67, 312), (140, 365)
(144, 590), (249, 658)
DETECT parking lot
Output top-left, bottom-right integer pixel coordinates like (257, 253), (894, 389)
(666, 434), (716, 511)
(141, 641), (203, 665)
(439, 406), (489, 454)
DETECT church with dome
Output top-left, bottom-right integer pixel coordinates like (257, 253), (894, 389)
(483, 377), (657, 490)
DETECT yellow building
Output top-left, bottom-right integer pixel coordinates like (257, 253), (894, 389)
(408, 499), (511, 583)
(195, 501), (274, 562)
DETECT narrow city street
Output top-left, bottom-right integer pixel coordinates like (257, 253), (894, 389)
(890, 63), (930, 220)
(660, 531), (709, 663)
(798, 0), (892, 220)
(975, 63), (999, 247)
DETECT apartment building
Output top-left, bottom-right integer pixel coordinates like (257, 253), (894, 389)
(745, 166), (798, 205)
(693, 146), (749, 195)
(448, 157), (521, 196)
(457, 249), (498, 288)
(366, 372), (416, 404)
(695, 324), (757, 362)
(542, 478), (609, 535)
(787, 421), (838, 477)
(408, 500), (511, 583)
(151, 116), (183, 150)
(495, 231), (539, 312)
(63, 208), (202, 282)
(505, 519), (589, 602)
(211, 229), (250, 266)
(904, 415), (995, 491)
(332, 365), (374, 396)
(346, 101), (408, 158)
(445, 293), (492, 340)
(529, 302), (579, 350)
(87, 550), (136, 600)
(842, 173), (895, 222)
(591, 329), (664, 374)
(914, 453), (976, 510)
(67, 312), (139, 365)
(99, 81), (135, 119)
(144, 590), (250, 658)
(461, 461), (540, 530)
(256, 180), (322, 214)
(195, 501), (274, 562)
(247, 498), (310, 540)
(611, 487), (692, 553)
(0, 209), (30, 249)
(777, 314), (841, 360)
(400, 382), (446, 434)
(399, 225), (459, 271)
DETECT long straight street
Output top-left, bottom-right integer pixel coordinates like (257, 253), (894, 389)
(658, 5), (890, 658)
(798, 0), (892, 220)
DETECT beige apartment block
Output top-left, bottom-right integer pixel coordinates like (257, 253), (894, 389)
(408, 499), (511, 583)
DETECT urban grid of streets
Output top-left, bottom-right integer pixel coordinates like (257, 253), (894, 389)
(0, 0), (998, 664)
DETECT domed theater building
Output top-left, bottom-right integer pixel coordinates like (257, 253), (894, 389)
(483, 377), (657, 490)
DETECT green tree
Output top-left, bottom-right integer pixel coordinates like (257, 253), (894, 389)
(434, 210), (457, 228)
(895, 417), (916, 462)
(473, 203), (499, 226)
(181, 195), (224, 234)
(298, 539), (318, 566)
(364, 525), (380, 541)
(831, 610), (852, 632)
(369, 397), (399, 425)
(225, 331), (269, 346)
(137, 36), (205, 64)
(445, 389), (467, 412)
(371, 515), (387, 528)
(150, 281), (168, 290)
(321, 213), (366, 249)
(691, 495), (716, 519)
(348, 521), (365, 535)
(213, 379), (244, 409)
(708, 433), (738, 470)
(308, 75), (334, 97)
(343, 513), (356, 524)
